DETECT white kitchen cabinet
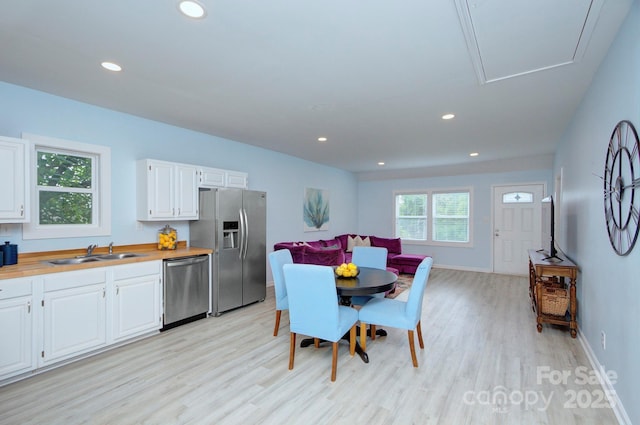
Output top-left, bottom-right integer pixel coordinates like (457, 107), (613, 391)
(111, 261), (162, 342)
(137, 159), (199, 221)
(175, 164), (199, 218)
(199, 166), (248, 189)
(0, 278), (34, 380)
(41, 269), (108, 366)
(0, 136), (29, 223)
(225, 170), (248, 189)
(198, 166), (226, 187)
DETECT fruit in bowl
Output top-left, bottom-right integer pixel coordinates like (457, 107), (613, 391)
(335, 262), (359, 278)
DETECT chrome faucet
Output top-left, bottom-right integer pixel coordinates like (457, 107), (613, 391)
(108, 242), (114, 254)
(87, 244), (98, 256)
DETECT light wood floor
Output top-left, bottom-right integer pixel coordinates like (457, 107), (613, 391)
(0, 269), (618, 425)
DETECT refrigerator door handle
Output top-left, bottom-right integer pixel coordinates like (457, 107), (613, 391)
(238, 208), (245, 259)
(242, 208), (249, 259)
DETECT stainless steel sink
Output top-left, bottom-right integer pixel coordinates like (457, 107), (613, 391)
(96, 253), (147, 260)
(48, 257), (102, 265)
(47, 252), (147, 265)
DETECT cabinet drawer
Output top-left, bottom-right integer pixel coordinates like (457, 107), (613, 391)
(113, 261), (161, 280)
(0, 278), (32, 300)
(44, 268), (107, 292)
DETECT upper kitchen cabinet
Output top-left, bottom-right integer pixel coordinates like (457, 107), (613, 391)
(225, 170), (248, 189)
(136, 159), (198, 221)
(198, 166), (226, 188)
(0, 136), (29, 223)
(198, 167), (248, 189)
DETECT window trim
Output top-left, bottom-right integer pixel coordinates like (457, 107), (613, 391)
(22, 133), (111, 240)
(393, 187), (473, 248)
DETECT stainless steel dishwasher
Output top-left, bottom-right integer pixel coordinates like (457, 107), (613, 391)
(162, 255), (210, 329)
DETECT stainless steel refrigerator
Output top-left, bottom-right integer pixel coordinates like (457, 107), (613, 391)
(190, 188), (267, 316)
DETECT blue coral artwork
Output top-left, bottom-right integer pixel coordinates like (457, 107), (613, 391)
(303, 187), (330, 232)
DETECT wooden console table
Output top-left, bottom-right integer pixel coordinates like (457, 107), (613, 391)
(527, 249), (578, 338)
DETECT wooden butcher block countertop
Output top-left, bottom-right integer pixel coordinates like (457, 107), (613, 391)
(0, 241), (212, 280)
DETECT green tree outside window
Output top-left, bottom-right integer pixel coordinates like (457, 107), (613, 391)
(37, 151), (94, 225)
(396, 194), (428, 240)
(433, 192), (469, 242)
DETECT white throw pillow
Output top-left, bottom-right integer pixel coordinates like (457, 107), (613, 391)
(358, 236), (371, 247)
(347, 235), (371, 252)
(347, 235), (357, 252)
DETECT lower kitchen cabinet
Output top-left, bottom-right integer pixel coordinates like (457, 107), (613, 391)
(0, 260), (165, 385)
(112, 261), (162, 342)
(0, 278), (34, 381)
(41, 269), (108, 366)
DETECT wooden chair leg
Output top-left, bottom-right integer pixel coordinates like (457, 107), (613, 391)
(350, 325), (356, 356)
(408, 330), (418, 367)
(416, 320), (424, 349)
(370, 325), (377, 340)
(289, 333), (296, 370)
(314, 338), (320, 348)
(273, 310), (282, 336)
(360, 322), (367, 351)
(331, 342), (338, 382)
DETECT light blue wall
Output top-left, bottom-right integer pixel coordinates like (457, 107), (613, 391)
(357, 170), (552, 271)
(0, 80), (553, 273)
(555, 2), (639, 423)
(0, 82), (358, 255)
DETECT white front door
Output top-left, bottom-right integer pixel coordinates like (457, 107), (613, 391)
(493, 184), (545, 275)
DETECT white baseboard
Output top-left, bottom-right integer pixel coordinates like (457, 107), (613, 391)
(577, 329), (631, 425)
(432, 263), (493, 273)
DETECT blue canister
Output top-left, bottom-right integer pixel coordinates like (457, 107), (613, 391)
(3, 241), (18, 266)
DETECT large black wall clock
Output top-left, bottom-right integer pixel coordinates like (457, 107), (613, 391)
(604, 120), (640, 256)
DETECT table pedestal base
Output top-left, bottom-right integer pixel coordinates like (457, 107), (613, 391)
(299, 327), (386, 363)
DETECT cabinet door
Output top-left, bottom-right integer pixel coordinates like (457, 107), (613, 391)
(199, 167), (226, 188)
(112, 263), (162, 342)
(176, 164), (198, 219)
(42, 282), (107, 366)
(0, 295), (33, 380)
(226, 171), (248, 189)
(147, 160), (175, 219)
(0, 136), (29, 223)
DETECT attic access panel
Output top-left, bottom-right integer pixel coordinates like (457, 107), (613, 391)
(455, 0), (603, 83)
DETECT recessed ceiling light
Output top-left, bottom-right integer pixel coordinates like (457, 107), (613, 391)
(178, 0), (206, 18)
(378, 162), (385, 166)
(317, 137), (327, 142)
(442, 113), (455, 120)
(101, 61), (122, 72)
(469, 152), (479, 157)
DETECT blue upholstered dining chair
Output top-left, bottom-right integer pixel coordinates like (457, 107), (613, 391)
(350, 246), (389, 306)
(268, 249), (293, 336)
(282, 263), (359, 382)
(357, 257), (433, 367)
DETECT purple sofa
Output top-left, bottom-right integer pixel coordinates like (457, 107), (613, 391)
(273, 234), (430, 275)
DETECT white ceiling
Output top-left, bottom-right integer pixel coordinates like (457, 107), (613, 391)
(0, 0), (633, 180)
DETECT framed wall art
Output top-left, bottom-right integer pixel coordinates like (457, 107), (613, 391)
(303, 187), (330, 232)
